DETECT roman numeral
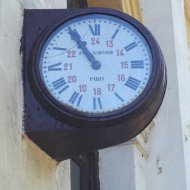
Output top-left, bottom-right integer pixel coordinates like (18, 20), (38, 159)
(52, 77), (69, 94)
(111, 29), (119, 39)
(69, 92), (83, 106)
(124, 42), (137, 52)
(89, 24), (100, 36)
(125, 77), (141, 90)
(53, 47), (67, 51)
(131, 60), (144, 68)
(48, 62), (62, 71)
(114, 92), (124, 102)
(93, 97), (103, 110)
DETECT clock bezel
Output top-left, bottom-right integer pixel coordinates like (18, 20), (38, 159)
(29, 8), (166, 128)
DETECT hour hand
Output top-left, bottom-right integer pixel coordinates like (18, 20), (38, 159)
(68, 26), (81, 42)
(67, 27), (101, 70)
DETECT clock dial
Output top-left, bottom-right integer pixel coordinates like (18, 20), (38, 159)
(39, 14), (152, 114)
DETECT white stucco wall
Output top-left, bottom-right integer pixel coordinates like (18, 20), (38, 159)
(141, 0), (190, 189)
(171, 1), (190, 189)
(99, 138), (148, 190)
(0, 0), (68, 189)
(99, 144), (136, 190)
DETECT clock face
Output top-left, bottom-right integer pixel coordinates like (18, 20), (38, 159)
(39, 14), (152, 114)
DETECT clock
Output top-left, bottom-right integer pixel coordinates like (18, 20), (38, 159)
(24, 8), (166, 160)
(39, 14), (153, 114)
(28, 8), (166, 129)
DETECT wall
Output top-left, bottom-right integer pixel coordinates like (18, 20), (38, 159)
(99, 0), (190, 190)
(99, 140), (147, 190)
(0, 0), (68, 189)
(172, 1), (190, 188)
(141, 0), (190, 189)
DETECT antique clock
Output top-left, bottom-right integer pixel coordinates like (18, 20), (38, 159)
(23, 8), (166, 160)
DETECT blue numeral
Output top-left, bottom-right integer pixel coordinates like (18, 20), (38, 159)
(114, 92), (124, 102)
(131, 60), (144, 68)
(125, 77), (141, 90)
(93, 97), (103, 110)
(111, 29), (119, 39)
(52, 77), (66, 89)
(69, 92), (83, 106)
(52, 77), (69, 94)
(53, 47), (67, 51)
(124, 42), (137, 52)
(89, 24), (100, 36)
(48, 62), (62, 71)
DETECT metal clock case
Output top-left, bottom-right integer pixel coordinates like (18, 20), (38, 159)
(24, 8), (166, 160)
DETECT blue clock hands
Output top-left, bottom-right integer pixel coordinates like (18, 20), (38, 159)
(68, 26), (101, 70)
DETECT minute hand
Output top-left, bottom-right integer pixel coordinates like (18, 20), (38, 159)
(68, 26), (101, 70)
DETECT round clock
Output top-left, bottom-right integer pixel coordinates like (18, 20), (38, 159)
(29, 8), (166, 128)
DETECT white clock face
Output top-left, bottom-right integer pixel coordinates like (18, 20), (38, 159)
(39, 14), (152, 114)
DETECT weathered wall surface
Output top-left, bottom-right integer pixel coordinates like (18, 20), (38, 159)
(171, 1), (190, 189)
(141, 0), (190, 189)
(99, 0), (190, 190)
(0, 0), (67, 189)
